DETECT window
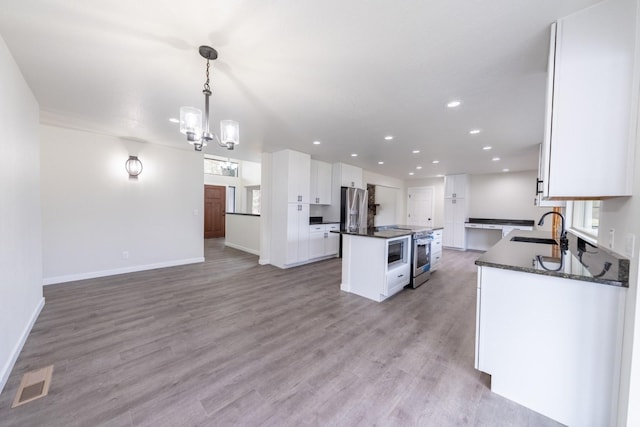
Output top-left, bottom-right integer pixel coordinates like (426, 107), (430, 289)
(567, 200), (600, 240)
(204, 157), (238, 177)
(246, 185), (261, 214)
(226, 186), (236, 213)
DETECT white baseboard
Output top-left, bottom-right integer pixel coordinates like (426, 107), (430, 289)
(0, 297), (45, 394)
(42, 257), (205, 286)
(224, 242), (260, 256)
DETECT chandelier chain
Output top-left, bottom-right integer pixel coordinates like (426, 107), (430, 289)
(204, 59), (211, 92)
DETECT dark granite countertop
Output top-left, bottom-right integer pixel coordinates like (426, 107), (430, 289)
(334, 228), (413, 239)
(467, 218), (535, 227)
(226, 212), (260, 217)
(475, 230), (629, 287)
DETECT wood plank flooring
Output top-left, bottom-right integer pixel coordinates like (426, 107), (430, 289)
(0, 239), (562, 426)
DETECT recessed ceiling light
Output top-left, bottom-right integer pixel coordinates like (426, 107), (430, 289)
(503, 168), (510, 172)
(483, 146), (492, 150)
(384, 135), (393, 140)
(432, 160), (440, 164)
(412, 150), (420, 154)
(351, 153), (358, 157)
(416, 166), (423, 170)
(492, 157), (501, 161)
(312, 140), (321, 145)
(169, 117), (180, 123)
(447, 100), (462, 108)
(378, 161), (384, 165)
(469, 129), (481, 134)
(409, 172), (415, 176)
(436, 174), (444, 177)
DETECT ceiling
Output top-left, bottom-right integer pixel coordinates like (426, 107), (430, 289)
(0, 0), (601, 179)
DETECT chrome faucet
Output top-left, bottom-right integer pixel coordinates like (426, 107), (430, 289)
(538, 211), (568, 250)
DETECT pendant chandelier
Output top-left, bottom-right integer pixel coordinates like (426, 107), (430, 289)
(180, 46), (239, 151)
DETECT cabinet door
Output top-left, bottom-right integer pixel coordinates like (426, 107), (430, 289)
(443, 200), (454, 247)
(444, 199), (466, 249)
(309, 231), (325, 259)
(285, 151), (311, 203)
(543, 0), (636, 198)
(286, 203), (310, 264)
(286, 204), (301, 263)
(535, 144), (566, 207)
(341, 164), (363, 188)
(310, 160), (319, 204)
(444, 174), (468, 198)
(316, 161), (332, 204)
(325, 228), (340, 256)
(297, 204), (310, 262)
(310, 160), (332, 204)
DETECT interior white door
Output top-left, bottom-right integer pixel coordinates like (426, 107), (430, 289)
(407, 186), (434, 226)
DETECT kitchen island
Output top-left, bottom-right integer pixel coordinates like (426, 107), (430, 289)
(475, 230), (629, 426)
(339, 228), (413, 302)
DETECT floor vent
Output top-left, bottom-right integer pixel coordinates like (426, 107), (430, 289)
(12, 365), (54, 408)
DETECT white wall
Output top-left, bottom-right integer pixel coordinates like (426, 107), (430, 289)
(225, 214), (260, 255)
(0, 36), (44, 393)
(364, 170), (405, 224)
(40, 125), (204, 284)
(469, 170), (551, 225)
(373, 185), (397, 226)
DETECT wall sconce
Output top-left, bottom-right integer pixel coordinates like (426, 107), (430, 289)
(125, 156), (143, 179)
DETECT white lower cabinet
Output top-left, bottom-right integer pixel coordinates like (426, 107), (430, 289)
(284, 203), (310, 265)
(431, 229), (443, 271)
(476, 266), (626, 426)
(308, 223), (339, 259)
(443, 198), (467, 249)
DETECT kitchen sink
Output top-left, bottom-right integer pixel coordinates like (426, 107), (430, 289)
(510, 236), (558, 245)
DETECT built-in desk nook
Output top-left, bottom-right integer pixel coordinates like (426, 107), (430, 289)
(465, 218), (534, 251)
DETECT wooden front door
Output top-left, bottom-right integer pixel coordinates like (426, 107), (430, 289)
(204, 185), (226, 238)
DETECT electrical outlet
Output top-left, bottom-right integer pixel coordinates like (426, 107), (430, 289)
(608, 229), (615, 250)
(625, 234), (635, 258)
(122, 251), (129, 260)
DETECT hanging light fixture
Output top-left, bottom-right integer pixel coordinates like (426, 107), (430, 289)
(180, 46), (240, 151)
(125, 155), (143, 179)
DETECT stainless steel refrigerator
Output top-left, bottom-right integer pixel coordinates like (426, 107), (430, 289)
(340, 186), (368, 232)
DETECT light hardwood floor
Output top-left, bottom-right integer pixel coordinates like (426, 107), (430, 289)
(0, 239), (562, 426)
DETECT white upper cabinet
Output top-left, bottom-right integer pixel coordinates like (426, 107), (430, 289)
(337, 163), (363, 188)
(273, 149), (311, 204)
(310, 160), (332, 205)
(444, 174), (469, 199)
(541, 0), (637, 199)
(535, 144), (566, 207)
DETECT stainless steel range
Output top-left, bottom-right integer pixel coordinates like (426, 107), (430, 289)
(410, 228), (432, 288)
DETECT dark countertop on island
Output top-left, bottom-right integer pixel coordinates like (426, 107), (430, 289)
(337, 228), (413, 239)
(334, 224), (444, 239)
(475, 230), (629, 287)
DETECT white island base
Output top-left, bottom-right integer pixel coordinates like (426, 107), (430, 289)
(340, 233), (411, 302)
